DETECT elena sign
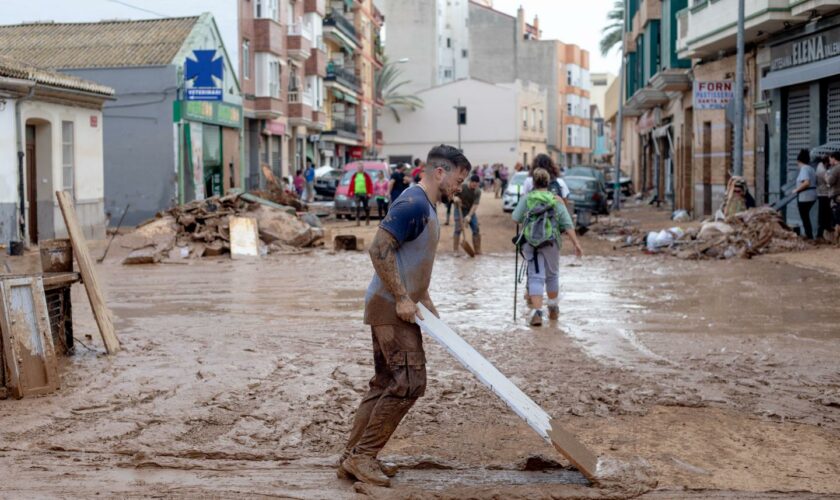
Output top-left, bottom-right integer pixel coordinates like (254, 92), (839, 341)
(693, 81), (734, 110)
(770, 26), (840, 72)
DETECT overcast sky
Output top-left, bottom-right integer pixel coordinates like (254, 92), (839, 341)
(1, 0), (620, 75)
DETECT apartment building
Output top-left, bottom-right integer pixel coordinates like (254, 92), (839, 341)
(671, 0), (840, 230)
(239, 0), (332, 186)
(468, 3), (592, 167)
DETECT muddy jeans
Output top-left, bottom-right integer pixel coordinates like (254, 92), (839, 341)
(344, 323), (426, 457)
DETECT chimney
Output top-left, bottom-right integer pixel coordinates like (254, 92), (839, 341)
(533, 15), (540, 39)
(517, 5), (525, 40)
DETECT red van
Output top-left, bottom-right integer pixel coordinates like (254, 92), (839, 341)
(333, 161), (391, 219)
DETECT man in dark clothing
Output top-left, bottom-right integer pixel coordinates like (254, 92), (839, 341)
(453, 175), (482, 254)
(389, 163), (409, 202)
(338, 145), (471, 487)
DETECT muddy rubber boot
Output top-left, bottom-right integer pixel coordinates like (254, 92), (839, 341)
(337, 451), (351, 479)
(342, 454), (391, 487)
(472, 234), (482, 255)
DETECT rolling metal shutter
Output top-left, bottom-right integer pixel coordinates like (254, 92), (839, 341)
(786, 87), (811, 183)
(827, 81), (840, 144)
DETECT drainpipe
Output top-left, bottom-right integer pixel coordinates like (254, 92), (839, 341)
(10, 78), (36, 244)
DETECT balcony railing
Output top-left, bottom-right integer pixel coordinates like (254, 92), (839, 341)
(324, 12), (358, 42)
(328, 117), (358, 134)
(288, 20), (314, 41)
(288, 90), (314, 107)
(316, 35), (327, 52)
(326, 63), (359, 90)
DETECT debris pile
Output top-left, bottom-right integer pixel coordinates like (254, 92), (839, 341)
(636, 207), (809, 260)
(121, 194), (323, 264)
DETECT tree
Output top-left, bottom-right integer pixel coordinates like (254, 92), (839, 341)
(600, 0), (624, 57)
(375, 56), (423, 123)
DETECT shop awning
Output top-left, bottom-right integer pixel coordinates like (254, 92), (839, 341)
(343, 93), (359, 105)
(331, 89), (345, 100)
(761, 56), (840, 91)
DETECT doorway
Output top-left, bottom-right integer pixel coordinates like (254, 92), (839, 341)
(702, 121), (712, 216)
(25, 125), (37, 244)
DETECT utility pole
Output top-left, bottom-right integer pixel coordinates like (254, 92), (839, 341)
(733, 0), (745, 176)
(614, 4), (628, 211)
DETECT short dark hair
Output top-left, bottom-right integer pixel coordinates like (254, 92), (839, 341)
(831, 151), (840, 162)
(531, 153), (558, 178)
(425, 144), (472, 173)
(413, 158), (422, 167)
(470, 174), (481, 183)
(797, 149), (811, 165)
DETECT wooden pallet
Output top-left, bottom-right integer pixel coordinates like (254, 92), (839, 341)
(415, 304), (599, 481)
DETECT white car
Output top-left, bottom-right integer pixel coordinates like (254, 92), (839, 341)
(502, 172), (529, 212)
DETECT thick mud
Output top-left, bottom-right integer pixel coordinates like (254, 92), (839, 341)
(0, 200), (838, 498)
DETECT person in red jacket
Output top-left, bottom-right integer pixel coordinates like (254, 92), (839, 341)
(348, 163), (374, 225)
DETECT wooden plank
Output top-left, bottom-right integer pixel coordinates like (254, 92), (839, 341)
(55, 191), (121, 354)
(415, 304), (599, 481)
(0, 276), (60, 398)
(229, 216), (260, 259)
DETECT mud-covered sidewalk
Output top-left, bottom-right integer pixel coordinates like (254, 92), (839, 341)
(1, 199), (839, 499)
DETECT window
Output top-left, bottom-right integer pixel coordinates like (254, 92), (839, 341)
(243, 40), (251, 79)
(446, 37), (451, 48)
(567, 102), (572, 115)
(567, 69), (572, 85)
(269, 59), (281, 97)
(255, 0), (262, 17)
(443, 68), (452, 78)
(522, 107), (528, 129)
(539, 110), (544, 131)
(567, 126), (573, 146)
(462, 49), (468, 58)
(531, 108), (536, 130)
(61, 121), (74, 199)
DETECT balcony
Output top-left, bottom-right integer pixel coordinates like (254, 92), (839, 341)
(322, 116), (361, 142)
(253, 19), (285, 55)
(311, 109), (327, 127)
(325, 63), (360, 93)
(304, 0), (326, 16)
(288, 90), (314, 125)
(305, 42), (327, 76)
(650, 69), (693, 92)
(790, 0), (840, 16)
(324, 12), (360, 49)
(287, 21), (313, 60)
(677, 0), (806, 59)
(252, 96), (285, 119)
(627, 87), (669, 110)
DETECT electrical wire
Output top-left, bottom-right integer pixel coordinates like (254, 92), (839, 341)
(106, 0), (168, 18)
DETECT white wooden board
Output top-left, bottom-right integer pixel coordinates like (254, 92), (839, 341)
(229, 216), (260, 259)
(415, 303), (599, 480)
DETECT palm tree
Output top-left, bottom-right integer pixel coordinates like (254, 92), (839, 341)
(375, 56), (423, 123)
(600, 0), (625, 57)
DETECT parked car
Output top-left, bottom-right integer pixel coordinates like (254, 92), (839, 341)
(603, 168), (634, 197)
(334, 161), (391, 219)
(314, 168), (342, 200)
(565, 176), (609, 215)
(566, 166), (607, 186)
(502, 171), (529, 212)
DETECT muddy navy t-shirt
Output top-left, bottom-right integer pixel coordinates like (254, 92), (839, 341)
(364, 185), (439, 325)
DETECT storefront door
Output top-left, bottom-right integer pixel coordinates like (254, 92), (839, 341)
(203, 124), (222, 197)
(827, 80), (840, 143)
(785, 87), (812, 187)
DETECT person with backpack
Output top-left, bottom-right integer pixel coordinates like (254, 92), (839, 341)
(512, 168), (583, 326)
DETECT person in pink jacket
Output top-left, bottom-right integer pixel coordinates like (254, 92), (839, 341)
(373, 171), (390, 219)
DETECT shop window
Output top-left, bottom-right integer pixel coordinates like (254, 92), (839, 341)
(61, 121), (74, 200)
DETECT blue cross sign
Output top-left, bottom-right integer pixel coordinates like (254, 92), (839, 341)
(185, 49), (224, 101)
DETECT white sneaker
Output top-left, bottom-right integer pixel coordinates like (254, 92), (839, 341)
(528, 309), (543, 327)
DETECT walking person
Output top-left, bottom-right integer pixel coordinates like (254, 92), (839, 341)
(293, 169), (305, 197)
(494, 164), (502, 198)
(793, 149), (817, 240)
(513, 168), (583, 326)
(389, 163), (409, 202)
(373, 171), (390, 219)
(826, 151), (840, 240)
(816, 155), (833, 240)
(338, 145), (472, 487)
(453, 175), (482, 255)
(304, 160), (316, 202)
(483, 164), (494, 191)
(348, 163), (373, 226)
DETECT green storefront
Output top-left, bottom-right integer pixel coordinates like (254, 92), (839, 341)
(174, 100), (244, 204)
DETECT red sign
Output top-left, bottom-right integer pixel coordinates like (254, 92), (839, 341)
(264, 119), (286, 136)
(90, 115), (98, 127)
(349, 146), (364, 159)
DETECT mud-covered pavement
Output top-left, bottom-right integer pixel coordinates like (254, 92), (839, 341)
(1, 199), (839, 499)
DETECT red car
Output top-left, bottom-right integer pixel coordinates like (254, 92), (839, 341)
(333, 161), (391, 219)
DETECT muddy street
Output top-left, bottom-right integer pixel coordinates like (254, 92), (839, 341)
(1, 199), (839, 499)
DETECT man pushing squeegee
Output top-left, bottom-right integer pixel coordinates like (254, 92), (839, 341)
(338, 144), (599, 487)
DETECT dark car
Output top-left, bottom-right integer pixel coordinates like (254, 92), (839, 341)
(314, 169), (342, 200)
(603, 168), (634, 197)
(566, 166), (607, 186)
(565, 176), (609, 215)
